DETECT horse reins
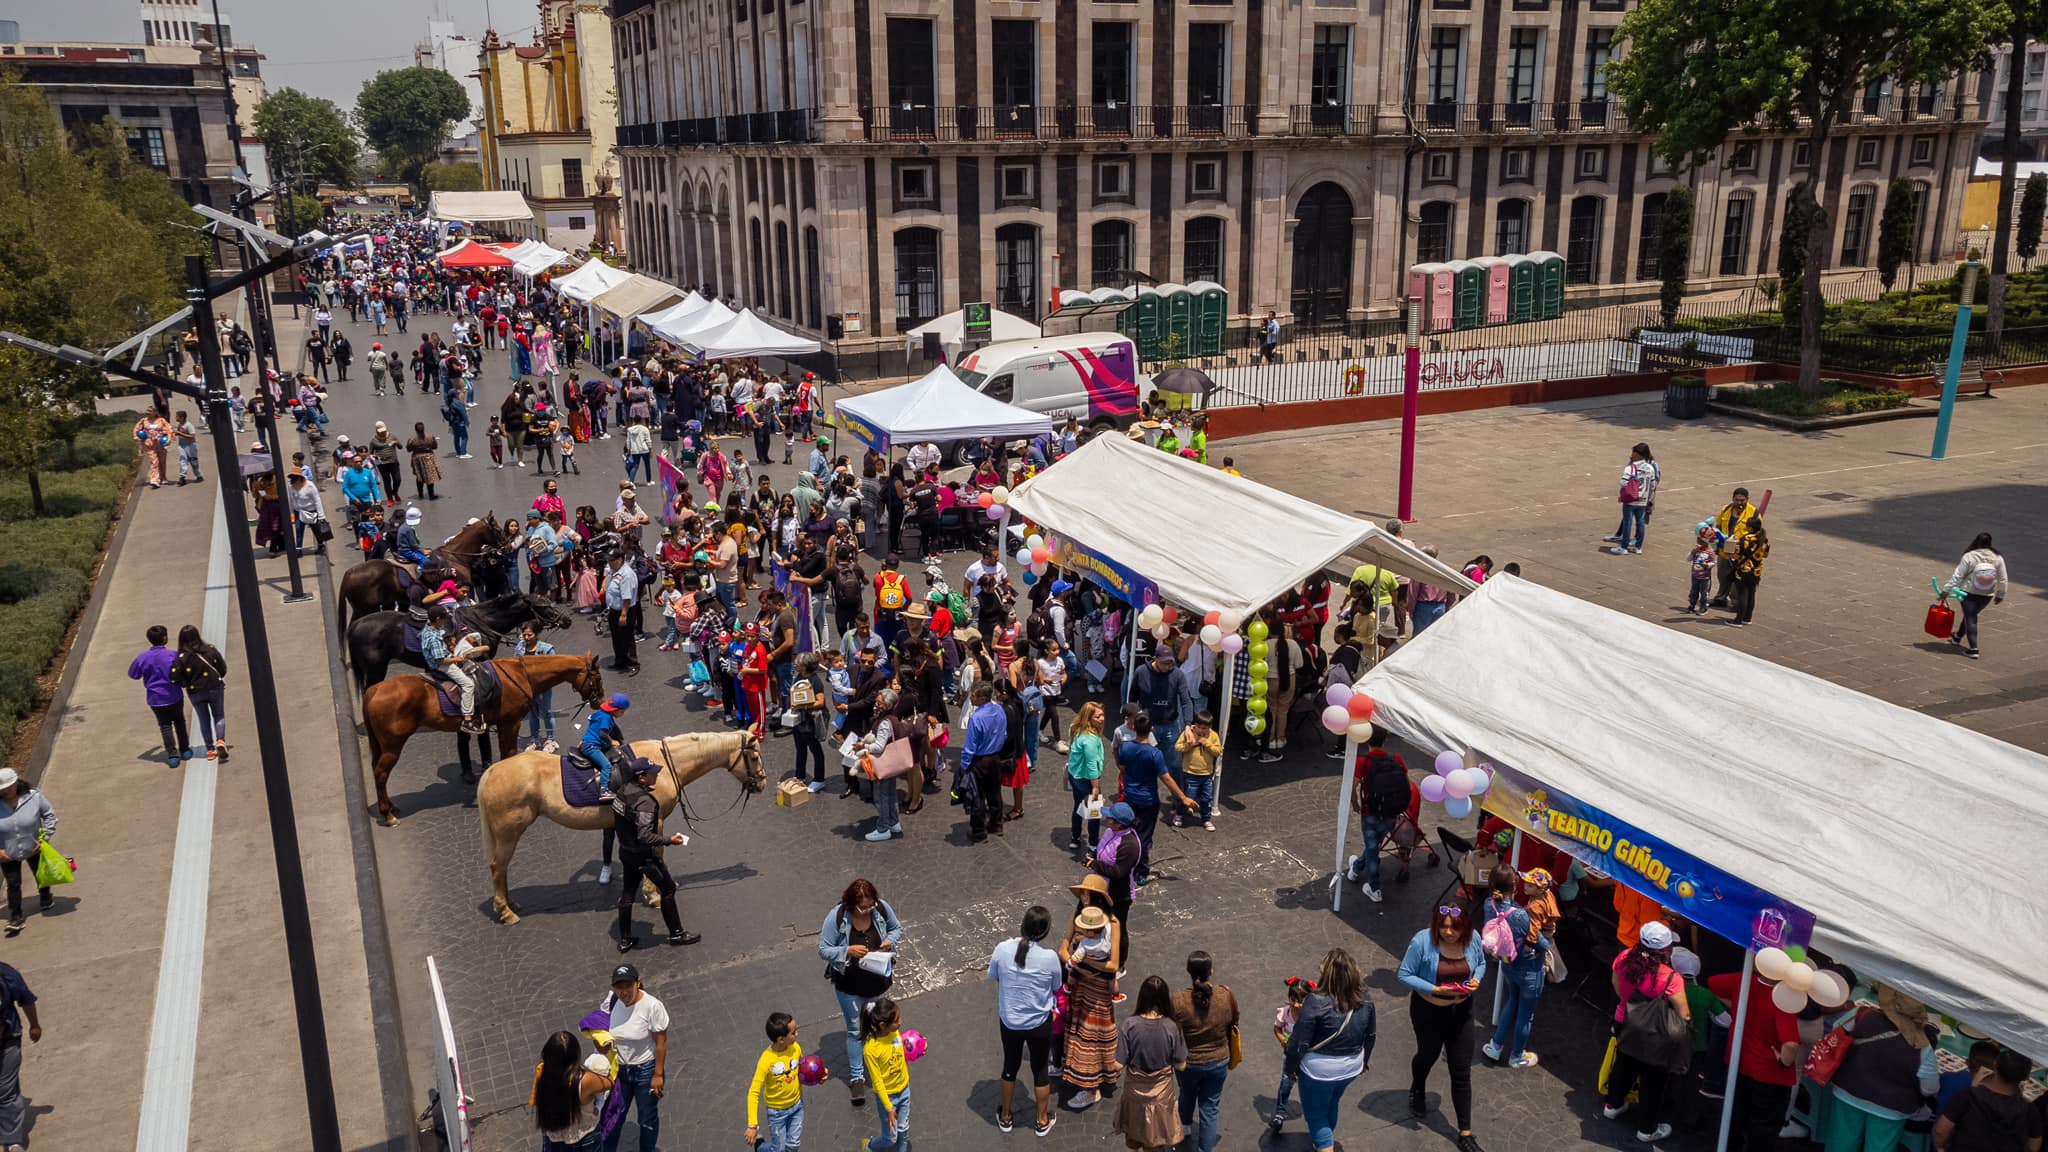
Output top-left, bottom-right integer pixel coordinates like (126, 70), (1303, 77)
(659, 735), (755, 834)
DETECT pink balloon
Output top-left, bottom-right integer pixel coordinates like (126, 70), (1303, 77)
(1444, 769), (1474, 799)
(1321, 704), (1350, 734)
(1219, 633), (1244, 655)
(1433, 750), (1463, 777)
(1419, 775), (1447, 803)
(1325, 683), (1353, 708)
(901, 1029), (927, 1062)
(985, 506), (1005, 520)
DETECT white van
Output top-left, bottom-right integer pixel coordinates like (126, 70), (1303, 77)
(953, 333), (1144, 431)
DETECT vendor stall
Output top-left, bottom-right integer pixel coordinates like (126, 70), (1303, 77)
(552, 257), (634, 305)
(433, 238), (514, 270)
(832, 364), (1052, 455)
(685, 308), (822, 359)
(902, 307), (1042, 363)
(425, 190), (536, 229)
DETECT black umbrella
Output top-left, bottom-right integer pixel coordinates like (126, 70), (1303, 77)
(1150, 367), (1216, 396)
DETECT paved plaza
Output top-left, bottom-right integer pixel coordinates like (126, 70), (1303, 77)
(15, 287), (2042, 1152)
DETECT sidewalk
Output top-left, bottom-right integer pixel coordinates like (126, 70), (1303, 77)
(8, 399), (396, 1149)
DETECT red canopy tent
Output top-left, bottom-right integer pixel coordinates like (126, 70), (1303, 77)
(435, 238), (514, 269)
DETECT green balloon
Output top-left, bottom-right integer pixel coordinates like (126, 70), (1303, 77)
(1784, 945), (1808, 964)
(1244, 714), (1267, 735)
(1248, 641), (1269, 661)
(1247, 619), (1270, 641)
(1250, 679), (1270, 698)
(1246, 697), (1269, 715)
(1249, 660), (1271, 679)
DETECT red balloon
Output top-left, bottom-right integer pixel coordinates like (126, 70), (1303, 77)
(1160, 606), (1180, 625)
(976, 492), (994, 509)
(1202, 610), (1222, 627)
(1346, 693), (1377, 721)
(1031, 547), (1049, 564)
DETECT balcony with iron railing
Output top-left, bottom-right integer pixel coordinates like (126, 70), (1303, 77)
(619, 110), (816, 148)
(860, 103), (1258, 143)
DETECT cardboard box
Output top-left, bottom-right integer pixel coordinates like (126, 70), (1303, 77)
(775, 778), (813, 808)
(1458, 848), (1501, 889)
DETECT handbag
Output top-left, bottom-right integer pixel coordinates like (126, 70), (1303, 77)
(1227, 1025), (1243, 1070)
(1616, 972), (1692, 1074)
(1804, 1009), (1884, 1087)
(863, 736), (916, 781)
(1543, 945), (1568, 984)
(311, 516), (335, 544)
(34, 834), (74, 888)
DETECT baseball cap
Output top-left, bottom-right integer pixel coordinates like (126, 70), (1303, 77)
(1638, 921), (1676, 951)
(602, 693), (631, 712)
(1670, 947), (1702, 979)
(611, 963), (640, 985)
(1104, 802), (1136, 825)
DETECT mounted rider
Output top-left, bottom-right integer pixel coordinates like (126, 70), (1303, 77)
(421, 603), (486, 734)
(581, 692), (637, 802)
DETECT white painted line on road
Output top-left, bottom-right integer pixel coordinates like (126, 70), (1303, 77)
(135, 492), (229, 1152)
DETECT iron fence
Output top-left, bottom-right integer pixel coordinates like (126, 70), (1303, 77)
(861, 104), (1258, 143)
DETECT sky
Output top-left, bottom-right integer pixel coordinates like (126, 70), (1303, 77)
(8, 0), (530, 113)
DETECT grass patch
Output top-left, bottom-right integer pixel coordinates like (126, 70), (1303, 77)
(0, 414), (137, 763)
(1715, 379), (1914, 418)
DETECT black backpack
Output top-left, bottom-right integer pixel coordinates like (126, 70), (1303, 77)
(833, 559), (865, 602)
(1363, 751), (1412, 819)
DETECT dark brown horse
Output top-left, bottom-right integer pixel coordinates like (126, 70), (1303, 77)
(336, 517), (518, 648)
(361, 651), (605, 825)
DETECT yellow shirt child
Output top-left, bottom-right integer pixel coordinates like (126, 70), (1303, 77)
(1176, 723), (1224, 777)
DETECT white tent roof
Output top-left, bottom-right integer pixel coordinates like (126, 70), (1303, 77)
(427, 190), (535, 224)
(1005, 433), (1473, 615)
(902, 307), (1042, 355)
(553, 258), (634, 304)
(1358, 575), (2048, 1062)
(590, 274), (685, 323)
(638, 292), (707, 336)
(500, 239), (570, 277)
(686, 308), (822, 359)
(655, 300), (736, 344)
(832, 365), (1054, 453)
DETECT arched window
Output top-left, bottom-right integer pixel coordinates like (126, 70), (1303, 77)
(1417, 202), (1453, 263)
(1091, 220), (1134, 288)
(894, 227), (940, 326)
(1635, 192), (1666, 280)
(1494, 199), (1530, 256)
(775, 221), (794, 319)
(1183, 217), (1224, 284)
(995, 223), (1040, 322)
(1566, 195), (1602, 284)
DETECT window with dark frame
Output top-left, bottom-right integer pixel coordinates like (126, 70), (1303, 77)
(898, 163), (934, 203)
(1566, 195), (1601, 283)
(1188, 154), (1224, 198)
(1092, 219), (1134, 287)
(1635, 192), (1665, 280)
(1719, 193), (1752, 275)
(1856, 138), (1881, 168)
(126, 126), (167, 169)
(1495, 198), (1530, 255)
(1582, 28), (1613, 101)
(1911, 135), (1935, 165)
(1184, 217), (1224, 283)
(999, 162), (1036, 203)
(1576, 146), (1607, 180)
(1095, 158), (1133, 202)
(1427, 26), (1462, 106)
(1840, 187), (1874, 264)
(1506, 27), (1541, 118)
(894, 227), (940, 324)
(1425, 149), (1457, 183)
(1501, 147), (1535, 182)
(1417, 202), (1453, 262)
(1729, 141), (1758, 173)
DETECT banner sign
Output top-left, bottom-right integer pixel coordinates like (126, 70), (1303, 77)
(1048, 538), (1157, 608)
(1481, 759), (1814, 951)
(657, 454), (687, 525)
(839, 409), (888, 454)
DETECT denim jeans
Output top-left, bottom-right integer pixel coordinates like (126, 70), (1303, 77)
(1490, 960), (1546, 1061)
(451, 424), (469, 456)
(1181, 773), (1215, 822)
(1297, 1071), (1356, 1150)
(1689, 575), (1713, 612)
(1068, 775), (1100, 846)
(526, 689), (556, 743)
(717, 581), (738, 621)
(600, 1059), (659, 1152)
(1156, 722), (1185, 773)
(0, 1037), (24, 1147)
(1412, 600), (1449, 634)
(1620, 503), (1649, 550)
(1177, 1059), (1229, 1152)
(1349, 812), (1390, 888)
(836, 989), (870, 1082)
(865, 1087), (911, 1151)
(762, 1100), (804, 1152)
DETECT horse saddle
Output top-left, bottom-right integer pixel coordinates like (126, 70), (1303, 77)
(428, 663), (502, 718)
(559, 752), (608, 809)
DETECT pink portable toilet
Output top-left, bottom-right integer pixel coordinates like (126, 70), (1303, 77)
(1428, 265), (1456, 331)
(1406, 265), (1430, 305)
(1408, 263), (1446, 327)
(1474, 257), (1512, 324)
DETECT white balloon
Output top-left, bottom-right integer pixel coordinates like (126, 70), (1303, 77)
(1026, 534), (1044, 552)
(1151, 623), (1173, 640)
(1783, 962), (1816, 992)
(1347, 720), (1375, 743)
(990, 485), (1011, 504)
(1467, 766), (1492, 796)
(1137, 604), (1164, 629)
(1754, 947), (1792, 981)
(1199, 624), (1223, 648)
(1322, 705), (1352, 735)
(1770, 982), (1810, 1014)
(1808, 970), (1851, 1009)
(1216, 610), (1243, 634)
(1015, 547), (1034, 566)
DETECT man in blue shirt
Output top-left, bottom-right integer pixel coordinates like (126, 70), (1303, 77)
(0, 960), (41, 1149)
(421, 605), (484, 733)
(580, 693), (634, 800)
(959, 683), (1009, 841)
(808, 435), (832, 483)
(604, 552), (641, 675)
(1115, 713), (1198, 884)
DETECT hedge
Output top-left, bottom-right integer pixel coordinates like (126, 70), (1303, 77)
(0, 415), (137, 763)
(1715, 380), (1914, 417)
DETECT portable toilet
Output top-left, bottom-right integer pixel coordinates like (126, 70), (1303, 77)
(1531, 250), (1566, 318)
(1447, 260), (1484, 330)
(1161, 285), (1195, 354)
(1123, 290), (1163, 357)
(1473, 256), (1512, 324)
(1189, 281), (1227, 355)
(1410, 263), (1455, 331)
(1506, 254), (1539, 322)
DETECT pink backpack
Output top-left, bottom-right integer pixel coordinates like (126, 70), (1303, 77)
(1481, 905), (1520, 961)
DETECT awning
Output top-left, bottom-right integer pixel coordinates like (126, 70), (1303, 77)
(653, 300), (735, 345)
(495, 239), (570, 277)
(832, 365), (1054, 454)
(686, 308), (822, 359)
(1358, 574), (2048, 1063)
(637, 292), (708, 338)
(553, 258), (634, 304)
(1006, 432), (1473, 615)
(590, 274), (685, 323)
(426, 190), (535, 224)
(434, 238), (514, 269)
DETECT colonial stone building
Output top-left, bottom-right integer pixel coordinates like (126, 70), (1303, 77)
(607, 0), (1984, 361)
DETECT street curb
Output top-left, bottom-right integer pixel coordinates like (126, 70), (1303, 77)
(1705, 398), (1937, 430)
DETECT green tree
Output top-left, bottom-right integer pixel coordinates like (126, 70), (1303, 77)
(1778, 181), (1810, 329)
(1608, 0), (2009, 389)
(354, 68), (470, 191)
(422, 160), (483, 192)
(253, 87), (359, 188)
(1658, 185), (1694, 328)
(1878, 177), (1917, 292)
(2019, 172), (2047, 269)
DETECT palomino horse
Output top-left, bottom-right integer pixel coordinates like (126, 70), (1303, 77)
(477, 731), (766, 924)
(335, 517), (517, 647)
(361, 652), (605, 825)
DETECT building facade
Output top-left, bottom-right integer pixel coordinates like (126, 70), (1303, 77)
(1982, 41), (2048, 161)
(418, 18), (486, 157)
(476, 0), (623, 253)
(139, 0), (233, 49)
(609, 0), (1984, 359)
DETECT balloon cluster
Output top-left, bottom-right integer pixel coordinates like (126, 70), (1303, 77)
(1239, 618), (1273, 735)
(1320, 683), (1377, 746)
(975, 484), (1012, 520)
(1014, 531), (1058, 587)
(1412, 751), (1492, 820)
(1754, 946), (1850, 1013)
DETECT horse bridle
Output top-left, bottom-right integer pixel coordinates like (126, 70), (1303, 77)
(658, 734), (758, 834)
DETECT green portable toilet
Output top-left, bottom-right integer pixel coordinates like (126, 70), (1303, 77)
(1163, 285), (1195, 355)
(1447, 261), (1484, 330)
(1506, 254), (1539, 322)
(1531, 249), (1566, 319)
(1192, 283), (1227, 355)
(1125, 292), (1162, 358)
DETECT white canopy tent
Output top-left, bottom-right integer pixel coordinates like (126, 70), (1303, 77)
(637, 292), (708, 340)
(686, 308), (822, 359)
(832, 364), (1054, 454)
(498, 239), (570, 277)
(902, 307), (1042, 361)
(653, 300), (735, 346)
(590, 274), (685, 324)
(426, 190), (536, 225)
(552, 258), (634, 304)
(1357, 574), (2048, 1063)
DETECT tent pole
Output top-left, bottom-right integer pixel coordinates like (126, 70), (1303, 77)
(1213, 648), (1237, 813)
(1330, 732), (1360, 913)
(1492, 828), (1523, 1026)
(1715, 950), (1755, 1152)
(1121, 606), (1139, 705)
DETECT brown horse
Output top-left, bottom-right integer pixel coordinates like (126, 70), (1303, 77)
(336, 517), (518, 648)
(477, 730), (766, 923)
(361, 651), (606, 825)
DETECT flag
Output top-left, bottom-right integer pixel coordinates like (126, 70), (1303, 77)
(657, 453), (687, 525)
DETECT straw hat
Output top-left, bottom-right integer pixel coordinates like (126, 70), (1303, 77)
(1074, 907), (1110, 932)
(1069, 874), (1111, 902)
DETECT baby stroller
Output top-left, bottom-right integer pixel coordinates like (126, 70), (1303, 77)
(1381, 800), (1440, 884)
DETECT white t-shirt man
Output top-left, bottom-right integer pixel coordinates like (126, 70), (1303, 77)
(963, 557), (1009, 591)
(905, 442), (941, 473)
(603, 989), (670, 1066)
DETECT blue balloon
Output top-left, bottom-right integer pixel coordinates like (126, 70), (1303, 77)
(1444, 795), (1474, 819)
(1021, 569), (1038, 586)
